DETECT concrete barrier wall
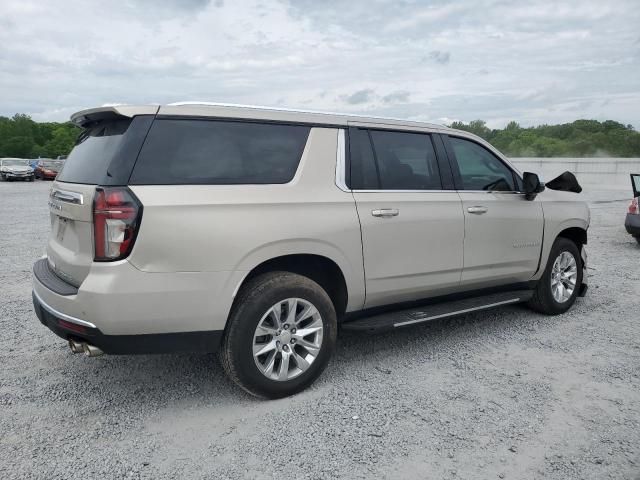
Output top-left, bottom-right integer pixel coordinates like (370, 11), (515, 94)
(509, 157), (640, 190)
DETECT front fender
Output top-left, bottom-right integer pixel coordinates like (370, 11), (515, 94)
(533, 201), (589, 280)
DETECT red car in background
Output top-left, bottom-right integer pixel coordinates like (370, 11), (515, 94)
(34, 159), (64, 180)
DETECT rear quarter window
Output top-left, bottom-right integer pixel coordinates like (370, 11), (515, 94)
(129, 119), (310, 185)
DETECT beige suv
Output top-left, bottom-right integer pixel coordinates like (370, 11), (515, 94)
(32, 103), (589, 398)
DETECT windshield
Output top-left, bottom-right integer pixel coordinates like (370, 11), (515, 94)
(1, 159), (29, 167)
(41, 160), (62, 168)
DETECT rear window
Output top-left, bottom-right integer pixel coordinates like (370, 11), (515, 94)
(56, 119), (130, 185)
(129, 119), (310, 185)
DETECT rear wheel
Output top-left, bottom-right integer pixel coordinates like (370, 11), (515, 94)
(220, 271), (337, 398)
(528, 237), (582, 315)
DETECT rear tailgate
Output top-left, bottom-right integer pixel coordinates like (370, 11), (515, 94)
(47, 183), (97, 286)
(45, 109), (156, 287)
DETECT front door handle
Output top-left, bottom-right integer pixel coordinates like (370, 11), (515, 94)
(467, 206), (488, 214)
(372, 208), (399, 218)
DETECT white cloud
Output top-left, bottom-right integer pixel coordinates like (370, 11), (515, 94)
(0, 0), (639, 128)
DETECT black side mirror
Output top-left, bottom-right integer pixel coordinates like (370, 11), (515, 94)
(523, 172), (545, 200)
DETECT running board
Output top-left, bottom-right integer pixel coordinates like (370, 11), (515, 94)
(342, 290), (533, 333)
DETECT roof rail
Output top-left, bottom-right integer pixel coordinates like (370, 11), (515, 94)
(166, 101), (443, 128)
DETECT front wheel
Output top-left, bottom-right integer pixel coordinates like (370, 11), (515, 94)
(528, 237), (583, 315)
(220, 271), (337, 399)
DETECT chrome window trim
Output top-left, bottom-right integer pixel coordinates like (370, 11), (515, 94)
(458, 190), (526, 195)
(339, 126), (525, 195)
(351, 189), (526, 194)
(33, 288), (97, 329)
(335, 129), (350, 192)
(51, 189), (84, 205)
(352, 189), (454, 193)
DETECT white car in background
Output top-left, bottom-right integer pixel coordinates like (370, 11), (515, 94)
(0, 158), (35, 181)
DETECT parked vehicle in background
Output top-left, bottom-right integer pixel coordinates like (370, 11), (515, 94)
(32, 103), (589, 398)
(625, 174), (640, 244)
(34, 159), (64, 180)
(1, 158), (34, 181)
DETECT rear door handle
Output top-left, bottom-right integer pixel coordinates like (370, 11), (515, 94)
(372, 208), (399, 218)
(467, 206), (488, 214)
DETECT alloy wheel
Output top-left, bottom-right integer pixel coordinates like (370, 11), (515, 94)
(551, 251), (578, 303)
(252, 298), (324, 381)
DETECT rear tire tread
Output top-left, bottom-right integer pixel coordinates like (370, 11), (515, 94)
(220, 271), (337, 399)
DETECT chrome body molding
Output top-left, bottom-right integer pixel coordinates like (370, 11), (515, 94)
(51, 188), (84, 205)
(393, 298), (522, 327)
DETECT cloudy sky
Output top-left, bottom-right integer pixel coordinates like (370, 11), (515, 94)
(1, 0), (639, 127)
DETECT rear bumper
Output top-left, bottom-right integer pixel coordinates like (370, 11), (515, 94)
(625, 213), (640, 237)
(32, 289), (223, 354)
(31, 256), (236, 354)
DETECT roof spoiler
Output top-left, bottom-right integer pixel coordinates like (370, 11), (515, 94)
(70, 105), (159, 128)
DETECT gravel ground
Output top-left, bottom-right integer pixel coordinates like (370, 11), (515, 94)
(1, 180), (639, 480)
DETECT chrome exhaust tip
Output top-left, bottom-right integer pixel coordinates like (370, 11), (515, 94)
(82, 343), (104, 357)
(68, 339), (85, 354)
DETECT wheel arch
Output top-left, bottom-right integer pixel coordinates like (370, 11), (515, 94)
(232, 253), (350, 319)
(534, 218), (588, 281)
(557, 226), (587, 247)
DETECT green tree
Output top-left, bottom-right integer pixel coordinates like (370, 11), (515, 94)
(447, 118), (640, 157)
(44, 126), (78, 158)
(2, 136), (35, 157)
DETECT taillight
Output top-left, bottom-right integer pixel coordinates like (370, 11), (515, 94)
(629, 197), (639, 215)
(93, 187), (142, 261)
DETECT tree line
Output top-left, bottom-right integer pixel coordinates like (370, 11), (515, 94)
(0, 114), (79, 159)
(449, 119), (640, 157)
(1, 113), (639, 159)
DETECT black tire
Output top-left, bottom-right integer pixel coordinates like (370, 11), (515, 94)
(220, 271), (337, 399)
(528, 237), (583, 315)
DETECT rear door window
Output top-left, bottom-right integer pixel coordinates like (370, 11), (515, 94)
(129, 119), (310, 185)
(369, 130), (442, 190)
(348, 128), (379, 190)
